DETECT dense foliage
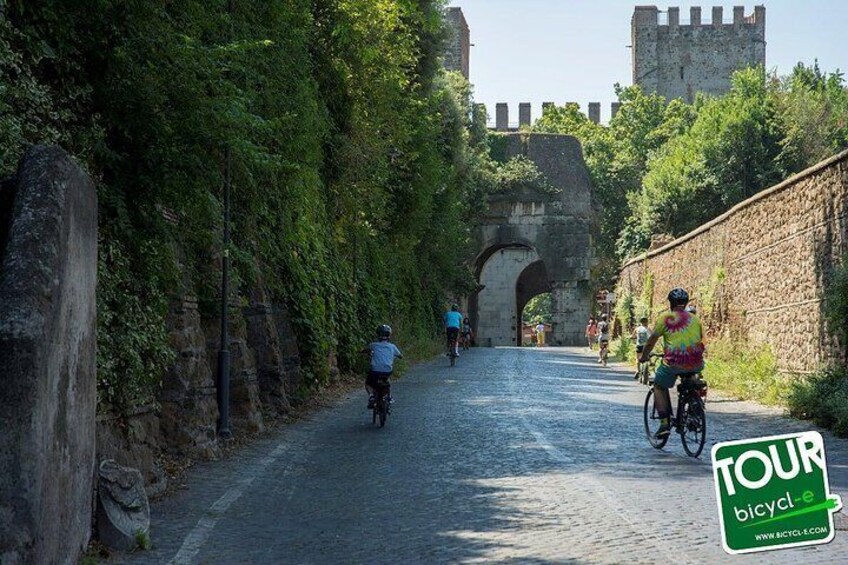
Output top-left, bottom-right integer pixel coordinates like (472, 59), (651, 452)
(521, 293), (551, 324)
(789, 366), (848, 437)
(534, 64), (848, 283)
(1, 0), (486, 413)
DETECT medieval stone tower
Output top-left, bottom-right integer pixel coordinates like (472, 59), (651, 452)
(444, 7), (470, 80)
(632, 5), (765, 102)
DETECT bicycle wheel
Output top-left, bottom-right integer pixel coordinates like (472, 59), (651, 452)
(644, 389), (669, 449)
(680, 396), (706, 458)
(379, 398), (388, 427)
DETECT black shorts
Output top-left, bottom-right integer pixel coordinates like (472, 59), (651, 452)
(446, 327), (460, 341)
(366, 370), (392, 389)
(636, 345), (645, 354)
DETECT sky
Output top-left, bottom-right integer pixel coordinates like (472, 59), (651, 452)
(447, 1), (848, 125)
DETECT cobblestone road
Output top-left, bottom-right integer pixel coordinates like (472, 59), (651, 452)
(125, 347), (848, 564)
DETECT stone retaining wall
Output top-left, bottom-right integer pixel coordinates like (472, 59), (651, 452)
(617, 150), (848, 374)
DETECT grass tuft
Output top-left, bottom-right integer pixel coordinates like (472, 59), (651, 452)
(700, 339), (784, 405)
(134, 529), (152, 552)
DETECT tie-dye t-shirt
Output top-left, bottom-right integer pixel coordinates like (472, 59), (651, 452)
(652, 310), (705, 370)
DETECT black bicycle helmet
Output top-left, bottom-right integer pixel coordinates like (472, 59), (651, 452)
(377, 324), (392, 338)
(668, 287), (689, 307)
(451, 304), (459, 312)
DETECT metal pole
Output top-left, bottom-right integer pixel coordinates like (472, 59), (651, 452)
(216, 147), (232, 439)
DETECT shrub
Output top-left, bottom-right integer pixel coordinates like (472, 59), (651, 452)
(611, 335), (635, 364)
(788, 366), (848, 437)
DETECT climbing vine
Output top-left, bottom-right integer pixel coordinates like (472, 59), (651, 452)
(1, 0), (485, 413)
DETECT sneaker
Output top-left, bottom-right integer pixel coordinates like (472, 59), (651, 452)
(633, 372), (640, 380)
(655, 422), (671, 438)
(367, 395), (375, 409)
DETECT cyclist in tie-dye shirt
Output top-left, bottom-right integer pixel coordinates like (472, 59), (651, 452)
(638, 287), (705, 438)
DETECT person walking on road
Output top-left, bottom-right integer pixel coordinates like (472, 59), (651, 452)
(535, 322), (546, 346)
(597, 315), (611, 364)
(585, 318), (597, 351)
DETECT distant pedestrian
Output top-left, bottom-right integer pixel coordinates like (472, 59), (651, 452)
(586, 318), (598, 351)
(535, 322), (546, 346)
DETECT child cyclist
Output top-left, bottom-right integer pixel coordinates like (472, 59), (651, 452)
(638, 288), (705, 438)
(365, 324), (403, 409)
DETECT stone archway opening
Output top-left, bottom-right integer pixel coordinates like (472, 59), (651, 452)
(468, 132), (596, 346)
(520, 293), (552, 345)
(473, 246), (552, 347)
(516, 260), (552, 345)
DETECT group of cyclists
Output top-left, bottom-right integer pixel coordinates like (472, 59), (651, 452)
(363, 304), (472, 411)
(366, 288), (705, 439)
(585, 288), (705, 438)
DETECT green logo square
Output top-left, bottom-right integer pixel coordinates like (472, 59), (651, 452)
(711, 431), (842, 554)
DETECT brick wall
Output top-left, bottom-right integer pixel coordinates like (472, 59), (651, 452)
(616, 150), (848, 374)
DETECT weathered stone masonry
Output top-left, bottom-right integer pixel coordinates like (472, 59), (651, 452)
(617, 150), (848, 374)
(632, 5), (766, 102)
(471, 133), (595, 346)
(0, 146), (98, 564)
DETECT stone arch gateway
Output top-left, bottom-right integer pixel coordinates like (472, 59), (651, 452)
(469, 133), (596, 346)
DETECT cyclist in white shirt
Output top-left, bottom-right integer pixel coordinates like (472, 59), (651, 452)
(633, 317), (650, 379)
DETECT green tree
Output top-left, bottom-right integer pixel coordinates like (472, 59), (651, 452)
(628, 67), (787, 248)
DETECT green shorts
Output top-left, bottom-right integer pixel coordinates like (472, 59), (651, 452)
(654, 363), (704, 388)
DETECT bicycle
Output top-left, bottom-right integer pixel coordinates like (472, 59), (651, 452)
(446, 329), (460, 367)
(638, 352), (662, 385)
(371, 379), (391, 428)
(643, 363), (708, 457)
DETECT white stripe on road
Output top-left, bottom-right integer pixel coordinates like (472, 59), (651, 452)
(507, 355), (696, 565)
(167, 442), (292, 565)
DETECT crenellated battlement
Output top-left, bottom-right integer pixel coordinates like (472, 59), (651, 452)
(482, 102), (623, 131)
(634, 5), (764, 29)
(632, 5), (766, 102)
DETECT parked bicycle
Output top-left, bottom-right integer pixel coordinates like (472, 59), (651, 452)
(371, 379), (391, 428)
(643, 361), (708, 457)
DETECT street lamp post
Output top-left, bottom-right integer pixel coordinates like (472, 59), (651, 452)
(216, 146), (232, 439)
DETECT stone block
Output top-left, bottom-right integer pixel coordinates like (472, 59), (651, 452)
(96, 460), (150, 552)
(0, 145), (98, 564)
